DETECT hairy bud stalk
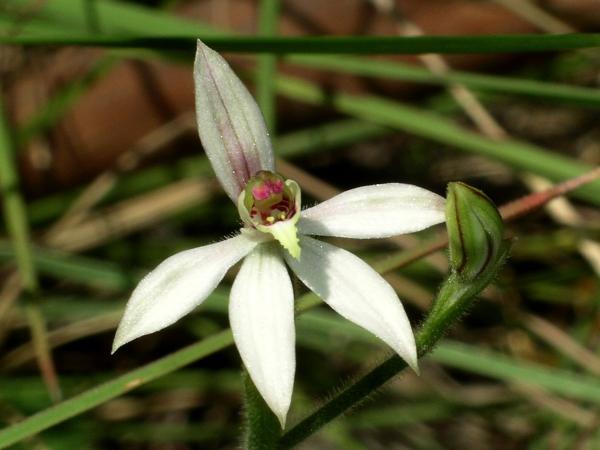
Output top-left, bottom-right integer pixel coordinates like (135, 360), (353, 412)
(422, 182), (510, 341)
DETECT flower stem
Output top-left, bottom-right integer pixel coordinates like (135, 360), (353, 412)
(241, 3), (283, 446)
(243, 371), (282, 450)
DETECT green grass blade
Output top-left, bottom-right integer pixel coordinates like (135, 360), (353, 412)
(2, 33), (600, 54)
(1, 0), (221, 36)
(5, 1), (600, 108)
(346, 402), (459, 428)
(297, 311), (600, 405)
(0, 94), (38, 291)
(274, 75), (600, 205)
(2, 0), (600, 54)
(0, 330), (233, 449)
(7, 0), (599, 56)
(431, 341), (600, 403)
(0, 243), (135, 291)
(286, 54), (600, 109)
(256, 0), (280, 132)
(0, 92), (62, 403)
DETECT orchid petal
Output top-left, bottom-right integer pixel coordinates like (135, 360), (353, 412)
(194, 40), (274, 201)
(299, 183), (445, 238)
(112, 234), (258, 353)
(285, 236), (417, 370)
(230, 244), (295, 427)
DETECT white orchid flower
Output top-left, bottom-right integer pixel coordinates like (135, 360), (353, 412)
(112, 40), (446, 427)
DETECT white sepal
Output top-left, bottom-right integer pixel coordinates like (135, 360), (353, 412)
(112, 234), (258, 353)
(285, 236), (418, 371)
(299, 183), (445, 238)
(229, 244), (295, 427)
(194, 40), (274, 201)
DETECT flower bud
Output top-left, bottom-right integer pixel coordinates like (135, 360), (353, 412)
(446, 182), (504, 281)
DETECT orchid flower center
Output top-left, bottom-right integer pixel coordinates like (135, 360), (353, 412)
(237, 170), (302, 258)
(245, 171), (297, 226)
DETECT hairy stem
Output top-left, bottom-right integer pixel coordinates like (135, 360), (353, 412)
(243, 371), (282, 449)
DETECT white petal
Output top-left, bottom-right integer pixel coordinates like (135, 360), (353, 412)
(230, 244), (295, 427)
(194, 40), (274, 201)
(298, 183), (445, 238)
(285, 236), (417, 370)
(112, 234), (258, 352)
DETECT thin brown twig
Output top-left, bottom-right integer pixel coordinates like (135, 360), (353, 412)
(492, 0), (575, 33)
(511, 383), (596, 427)
(0, 272), (21, 322)
(522, 174), (585, 227)
(0, 312), (122, 370)
(521, 313), (600, 377)
(44, 178), (218, 252)
(43, 112), (196, 239)
(370, 0), (508, 141)
(23, 304), (62, 402)
(0, 113), (198, 403)
(0, 112), (199, 320)
(499, 167), (600, 221)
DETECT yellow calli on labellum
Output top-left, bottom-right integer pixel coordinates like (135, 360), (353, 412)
(112, 40), (446, 428)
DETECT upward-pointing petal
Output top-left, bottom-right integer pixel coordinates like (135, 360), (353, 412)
(285, 236), (418, 371)
(298, 183), (445, 239)
(112, 234), (258, 353)
(194, 40), (274, 201)
(230, 244), (295, 427)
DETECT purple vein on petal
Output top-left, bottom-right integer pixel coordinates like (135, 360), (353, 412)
(197, 43), (252, 190)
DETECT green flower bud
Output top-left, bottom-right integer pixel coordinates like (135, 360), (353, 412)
(446, 182), (505, 281)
